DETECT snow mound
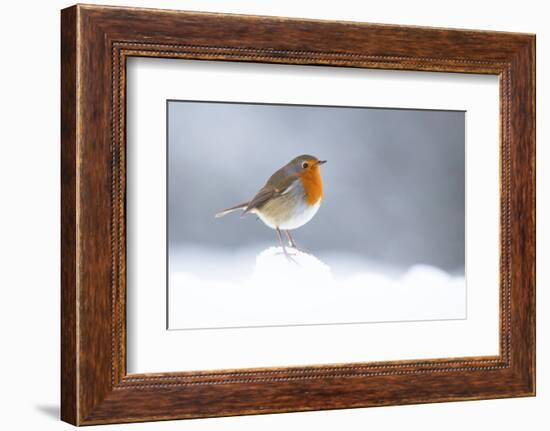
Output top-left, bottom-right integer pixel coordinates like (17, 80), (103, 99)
(252, 246), (332, 284)
(168, 246), (466, 329)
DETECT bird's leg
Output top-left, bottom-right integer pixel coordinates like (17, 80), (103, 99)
(285, 230), (298, 249)
(276, 227), (288, 254)
(276, 228), (296, 262)
(285, 230), (307, 253)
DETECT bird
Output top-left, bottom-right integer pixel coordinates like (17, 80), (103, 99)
(215, 154), (327, 256)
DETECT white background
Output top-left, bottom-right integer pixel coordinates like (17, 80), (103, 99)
(128, 59), (498, 372)
(0, 0), (546, 430)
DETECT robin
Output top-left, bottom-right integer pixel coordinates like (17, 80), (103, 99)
(215, 155), (327, 256)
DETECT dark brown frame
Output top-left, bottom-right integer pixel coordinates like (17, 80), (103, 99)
(61, 4), (535, 426)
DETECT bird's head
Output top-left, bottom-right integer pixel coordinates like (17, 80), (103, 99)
(286, 154), (327, 176)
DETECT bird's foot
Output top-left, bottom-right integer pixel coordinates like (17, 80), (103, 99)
(287, 243), (308, 254)
(275, 248), (299, 264)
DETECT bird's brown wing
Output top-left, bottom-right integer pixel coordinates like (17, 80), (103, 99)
(242, 174), (298, 216)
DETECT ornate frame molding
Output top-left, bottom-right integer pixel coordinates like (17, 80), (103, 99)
(61, 5), (535, 425)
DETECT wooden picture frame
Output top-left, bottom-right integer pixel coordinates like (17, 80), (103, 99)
(61, 4), (535, 425)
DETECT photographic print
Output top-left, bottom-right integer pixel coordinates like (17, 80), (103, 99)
(167, 100), (466, 330)
(61, 6), (535, 423)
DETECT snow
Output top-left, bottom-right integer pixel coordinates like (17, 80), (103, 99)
(251, 247), (332, 283)
(168, 246), (466, 330)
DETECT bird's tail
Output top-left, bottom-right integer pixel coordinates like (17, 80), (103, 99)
(215, 202), (249, 218)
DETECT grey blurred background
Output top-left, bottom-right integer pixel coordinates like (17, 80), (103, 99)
(168, 101), (465, 273)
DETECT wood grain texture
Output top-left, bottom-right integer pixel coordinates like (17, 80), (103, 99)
(60, 5), (78, 425)
(60, 4), (535, 425)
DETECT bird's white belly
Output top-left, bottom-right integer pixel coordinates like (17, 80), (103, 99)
(254, 200), (321, 230)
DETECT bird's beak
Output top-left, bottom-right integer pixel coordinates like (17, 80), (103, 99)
(316, 160), (327, 166)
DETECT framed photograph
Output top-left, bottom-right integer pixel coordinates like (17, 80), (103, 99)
(61, 4), (535, 425)
(164, 100), (467, 332)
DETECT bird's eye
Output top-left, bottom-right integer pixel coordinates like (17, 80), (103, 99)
(302, 162), (309, 169)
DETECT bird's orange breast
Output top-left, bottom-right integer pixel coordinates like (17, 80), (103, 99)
(299, 166), (324, 205)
